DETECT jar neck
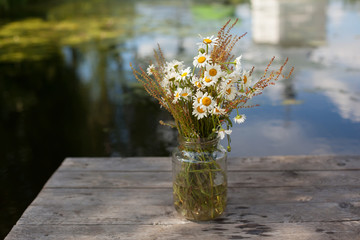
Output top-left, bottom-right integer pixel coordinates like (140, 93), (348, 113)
(178, 136), (220, 151)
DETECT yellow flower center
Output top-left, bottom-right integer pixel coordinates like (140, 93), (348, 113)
(204, 77), (212, 83)
(215, 108), (220, 113)
(181, 92), (189, 97)
(197, 97), (201, 103)
(197, 106), (205, 113)
(202, 97), (212, 106)
(175, 93), (180, 98)
(209, 68), (217, 77)
(226, 88), (232, 95)
(181, 72), (188, 77)
(244, 75), (248, 84)
(197, 56), (206, 63)
(195, 81), (202, 88)
(203, 38), (212, 44)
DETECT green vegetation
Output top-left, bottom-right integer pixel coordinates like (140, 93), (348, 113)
(173, 160), (227, 220)
(0, 0), (134, 62)
(191, 4), (235, 20)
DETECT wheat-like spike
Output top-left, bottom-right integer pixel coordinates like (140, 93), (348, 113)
(262, 56), (276, 79)
(131, 19), (294, 139)
(249, 66), (255, 76)
(154, 44), (166, 69)
(217, 19), (231, 41)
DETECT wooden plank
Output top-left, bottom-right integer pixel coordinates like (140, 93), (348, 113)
(58, 155), (360, 172)
(15, 200), (360, 225)
(16, 187), (360, 225)
(44, 170), (360, 188)
(59, 157), (172, 172)
(6, 156), (360, 240)
(228, 155), (360, 171)
(29, 187), (360, 206)
(6, 221), (360, 240)
(17, 187), (360, 226)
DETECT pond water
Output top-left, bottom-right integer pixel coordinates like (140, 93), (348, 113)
(1, 0), (360, 237)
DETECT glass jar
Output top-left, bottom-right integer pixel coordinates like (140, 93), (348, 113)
(172, 136), (227, 221)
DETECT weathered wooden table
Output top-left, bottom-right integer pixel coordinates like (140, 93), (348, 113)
(5, 155), (360, 239)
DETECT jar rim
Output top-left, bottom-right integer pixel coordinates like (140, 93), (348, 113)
(178, 135), (220, 144)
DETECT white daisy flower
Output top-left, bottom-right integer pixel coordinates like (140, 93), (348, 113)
(147, 64), (155, 75)
(193, 91), (204, 105)
(217, 129), (232, 140)
(213, 106), (226, 116)
(163, 71), (177, 87)
(202, 35), (218, 45)
(180, 87), (192, 100)
(204, 64), (223, 86)
(197, 35), (218, 48)
(234, 114), (246, 124)
(163, 62), (171, 74)
(199, 92), (215, 111)
(166, 60), (184, 73)
(193, 53), (210, 68)
(219, 73), (234, 90)
(172, 88), (183, 104)
(192, 76), (204, 89)
(179, 67), (192, 81)
(241, 70), (252, 89)
(234, 55), (242, 71)
(224, 85), (237, 101)
(203, 76), (217, 87)
(228, 71), (241, 83)
(192, 104), (208, 120)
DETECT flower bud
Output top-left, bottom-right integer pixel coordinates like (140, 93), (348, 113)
(198, 48), (205, 54)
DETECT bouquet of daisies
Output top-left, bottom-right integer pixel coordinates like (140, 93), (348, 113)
(132, 19), (293, 149)
(132, 20), (293, 221)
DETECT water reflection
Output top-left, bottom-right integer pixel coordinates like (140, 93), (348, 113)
(229, 117), (360, 157)
(1, 0), (360, 238)
(251, 0), (327, 46)
(132, 1), (237, 60)
(310, 0), (360, 69)
(0, 52), (90, 237)
(305, 70), (360, 122)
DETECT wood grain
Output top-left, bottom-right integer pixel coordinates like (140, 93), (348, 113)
(45, 170), (360, 188)
(6, 222), (360, 240)
(59, 155), (360, 171)
(5, 155), (360, 240)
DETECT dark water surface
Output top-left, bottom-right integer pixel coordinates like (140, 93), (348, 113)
(1, 0), (360, 238)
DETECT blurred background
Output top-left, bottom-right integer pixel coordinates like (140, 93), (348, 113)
(0, 0), (359, 238)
